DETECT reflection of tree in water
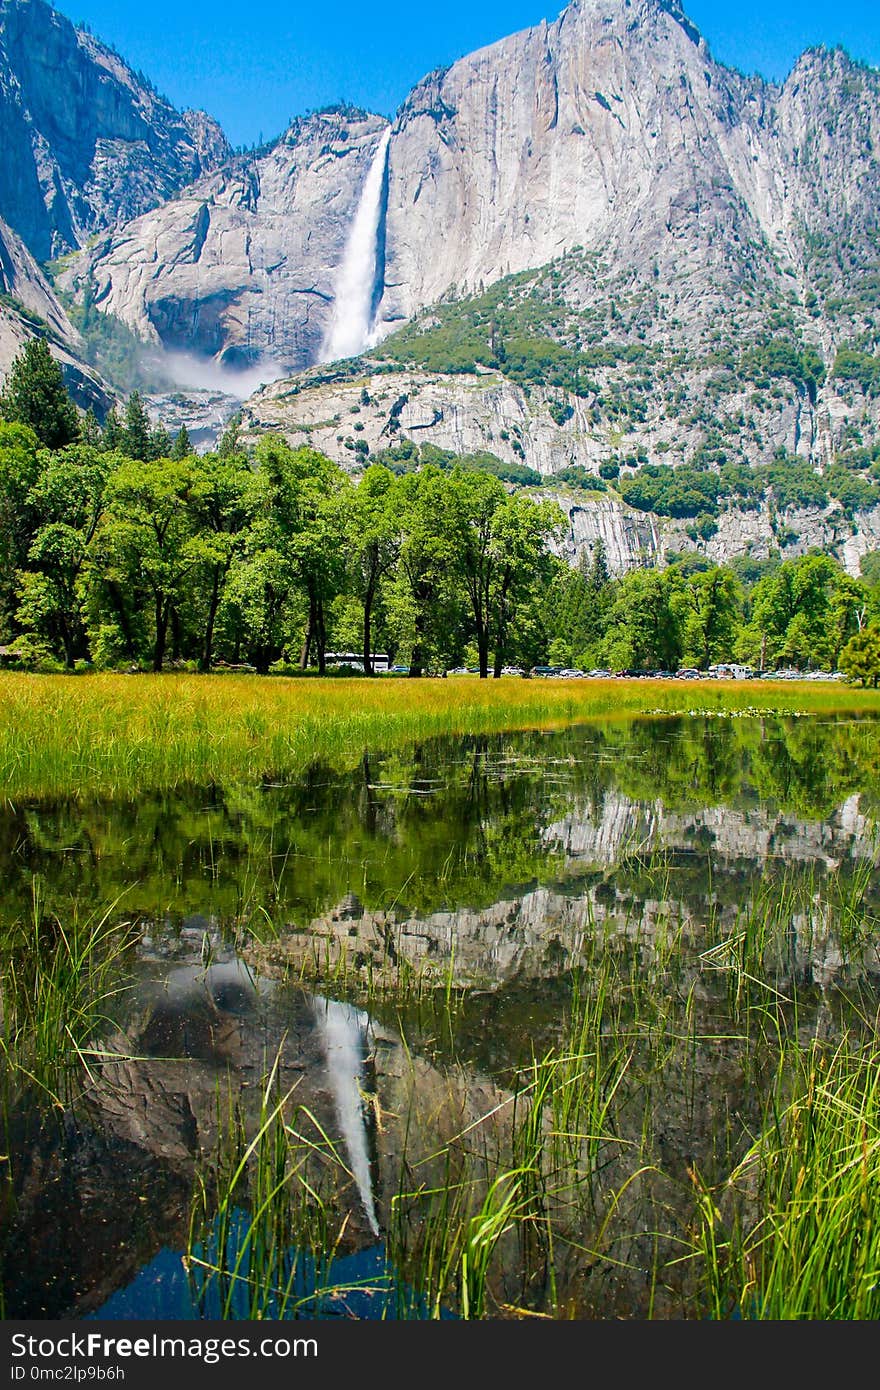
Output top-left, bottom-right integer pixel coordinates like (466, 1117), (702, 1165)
(0, 717), (878, 940)
(3, 711), (880, 1318)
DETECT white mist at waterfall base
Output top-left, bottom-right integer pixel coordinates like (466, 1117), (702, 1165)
(320, 127), (391, 365)
(159, 349), (286, 400)
(311, 995), (380, 1236)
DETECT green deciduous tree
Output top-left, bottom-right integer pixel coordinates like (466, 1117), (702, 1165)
(16, 444), (110, 668)
(388, 467), (462, 676)
(485, 490), (565, 677)
(737, 555), (847, 670)
(347, 464), (399, 674)
(839, 624), (880, 687)
(188, 452), (255, 670)
(0, 421), (42, 639)
(89, 456), (199, 671)
(677, 566), (742, 670)
(600, 568), (683, 672)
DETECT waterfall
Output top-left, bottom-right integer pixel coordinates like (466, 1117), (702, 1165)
(320, 127), (391, 364)
(311, 994), (380, 1236)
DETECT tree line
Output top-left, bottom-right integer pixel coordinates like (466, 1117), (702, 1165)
(2, 338), (880, 682)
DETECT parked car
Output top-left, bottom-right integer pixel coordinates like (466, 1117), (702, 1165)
(675, 668), (702, 679)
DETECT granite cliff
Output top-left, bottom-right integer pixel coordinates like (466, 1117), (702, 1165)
(0, 213), (108, 408)
(0, 0), (230, 261)
(5, 0), (880, 567)
(66, 0), (880, 376)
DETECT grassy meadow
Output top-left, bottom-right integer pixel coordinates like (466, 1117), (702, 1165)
(2, 670), (880, 799)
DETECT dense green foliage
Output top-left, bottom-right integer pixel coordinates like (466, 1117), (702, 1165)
(2, 341), (879, 679)
(0, 367), (565, 677)
(615, 450), (880, 519)
(374, 265), (653, 398)
(372, 437), (542, 486)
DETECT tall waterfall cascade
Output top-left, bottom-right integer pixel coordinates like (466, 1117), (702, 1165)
(320, 127), (392, 364)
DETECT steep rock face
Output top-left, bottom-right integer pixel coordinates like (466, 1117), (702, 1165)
(251, 788), (877, 993)
(76, 0), (790, 361)
(561, 493), (880, 576)
(241, 364), (880, 575)
(0, 0), (230, 260)
(43, 0), (880, 521)
(76, 0), (880, 359)
(64, 111), (390, 368)
(0, 214), (109, 410)
(378, 0), (765, 332)
(243, 362), (855, 476)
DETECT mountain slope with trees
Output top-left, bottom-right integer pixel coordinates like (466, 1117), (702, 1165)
(2, 339), (880, 683)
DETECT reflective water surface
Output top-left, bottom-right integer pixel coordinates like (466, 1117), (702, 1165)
(2, 714), (880, 1318)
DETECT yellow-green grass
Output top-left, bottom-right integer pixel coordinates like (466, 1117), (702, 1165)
(2, 672), (880, 800)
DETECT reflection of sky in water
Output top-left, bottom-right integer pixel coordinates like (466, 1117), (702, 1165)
(93, 1221), (449, 1320)
(5, 718), (880, 1319)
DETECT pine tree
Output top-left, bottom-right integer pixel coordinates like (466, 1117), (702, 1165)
(0, 338), (80, 449)
(150, 423), (173, 459)
(217, 413), (242, 457)
(171, 425), (194, 458)
(588, 537), (610, 591)
(122, 391), (153, 461)
(102, 407), (124, 451)
(80, 408), (103, 446)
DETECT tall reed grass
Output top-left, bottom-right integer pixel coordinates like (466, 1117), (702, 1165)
(0, 878), (136, 1106)
(186, 1055), (378, 1318)
(5, 827), (880, 1318)
(1, 671), (877, 800)
(687, 1033), (880, 1318)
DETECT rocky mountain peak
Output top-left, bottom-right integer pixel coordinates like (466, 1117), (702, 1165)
(0, 0), (231, 259)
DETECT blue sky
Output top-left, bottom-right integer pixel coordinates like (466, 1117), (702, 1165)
(66, 0), (880, 148)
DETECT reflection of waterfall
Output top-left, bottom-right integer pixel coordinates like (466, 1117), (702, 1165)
(320, 127), (391, 363)
(311, 995), (379, 1235)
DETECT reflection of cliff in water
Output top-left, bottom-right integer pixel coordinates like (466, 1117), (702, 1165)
(2, 956), (371, 1315)
(4, 716), (880, 1318)
(251, 785), (880, 996)
(4, 879), (875, 1320)
(2, 716), (879, 937)
(0, 938), (751, 1319)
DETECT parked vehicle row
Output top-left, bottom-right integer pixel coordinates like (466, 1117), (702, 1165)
(349, 663), (848, 680)
(521, 665), (845, 681)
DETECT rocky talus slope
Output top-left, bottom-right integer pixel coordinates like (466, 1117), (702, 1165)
(241, 362), (880, 575)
